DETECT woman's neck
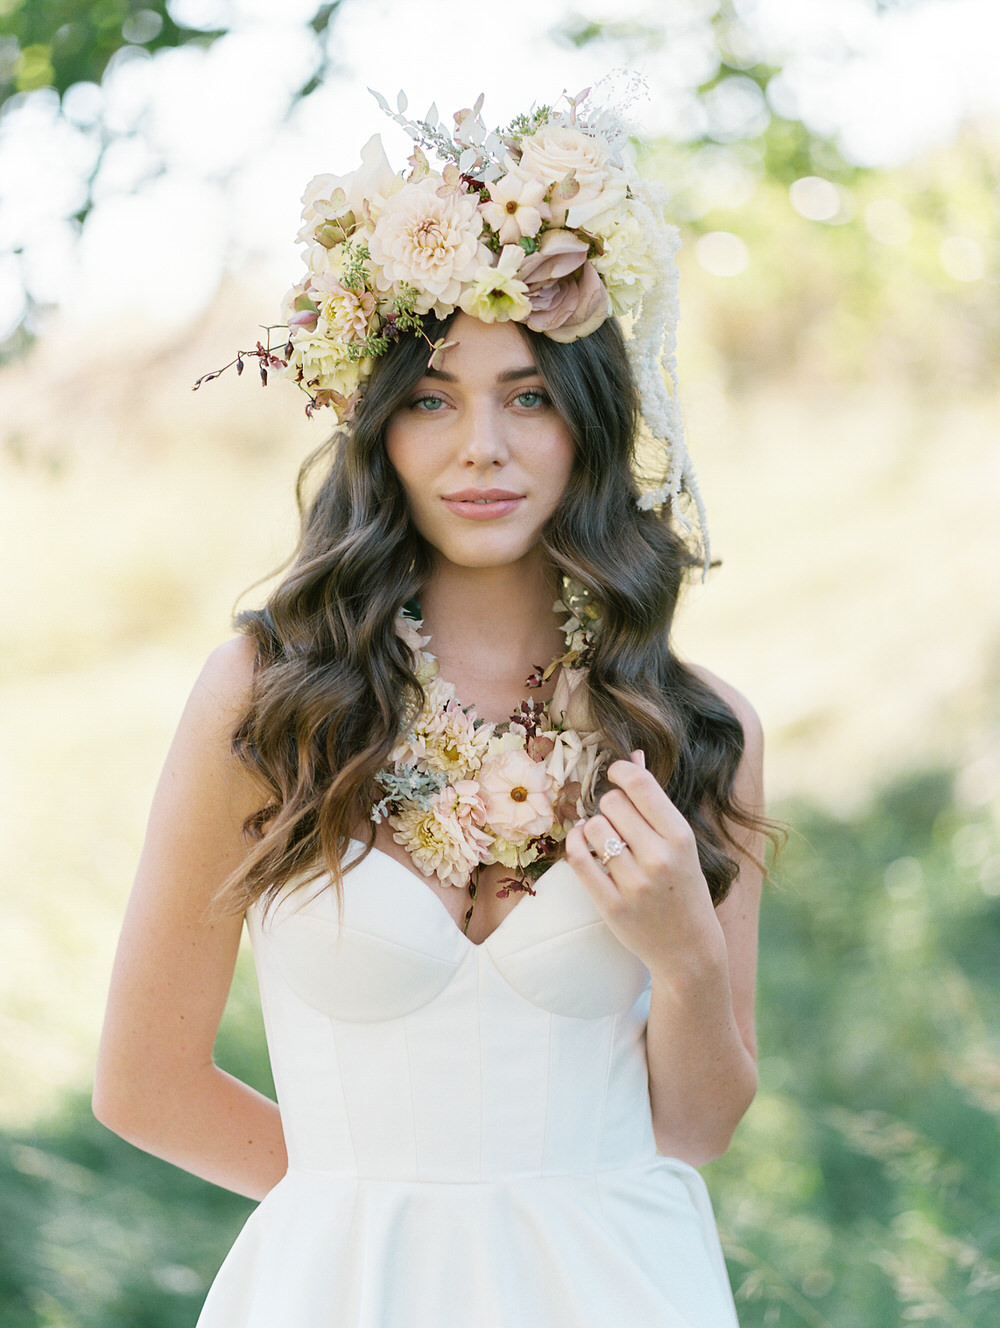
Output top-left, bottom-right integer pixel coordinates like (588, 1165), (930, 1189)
(417, 557), (566, 716)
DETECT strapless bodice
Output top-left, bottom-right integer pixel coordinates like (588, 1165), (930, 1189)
(248, 844), (654, 1182)
(196, 845), (739, 1326)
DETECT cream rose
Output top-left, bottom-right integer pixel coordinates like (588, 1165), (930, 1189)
(282, 333), (368, 401)
(310, 272), (377, 345)
(517, 124), (627, 231)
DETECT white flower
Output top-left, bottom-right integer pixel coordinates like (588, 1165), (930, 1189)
(298, 134), (398, 242)
(368, 174), (488, 316)
(592, 206), (660, 317)
(282, 333), (369, 401)
(550, 665), (594, 732)
(394, 613), (430, 653)
(544, 728), (604, 819)
(488, 836), (540, 870)
(480, 166), (548, 244)
(310, 271), (378, 345)
(458, 245), (531, 323)
(392, 672), (492, 776)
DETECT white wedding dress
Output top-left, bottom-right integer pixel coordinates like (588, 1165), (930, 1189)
(196, 844), (739, 1327)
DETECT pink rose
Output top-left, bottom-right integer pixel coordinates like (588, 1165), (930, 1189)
(525, 260), (609, 342)
(518, 229), (589, 286)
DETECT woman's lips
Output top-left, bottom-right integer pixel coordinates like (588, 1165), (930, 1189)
(440, 489), (524, 520)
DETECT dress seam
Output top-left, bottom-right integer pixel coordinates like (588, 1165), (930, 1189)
(402, 1018), (421, 1180)
(476, 952), (485, 1183)
(595, 1012), (617, 1173)
(328, 1016), (360, 1175)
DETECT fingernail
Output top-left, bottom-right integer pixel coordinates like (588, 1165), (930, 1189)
(632, 749), (646, 768)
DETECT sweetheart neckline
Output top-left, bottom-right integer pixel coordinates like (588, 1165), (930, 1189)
(350, 841), (572, 951)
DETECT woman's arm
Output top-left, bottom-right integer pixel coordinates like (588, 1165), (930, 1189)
(93, 637), (288, 1200)
(564, 677), (764, 1166)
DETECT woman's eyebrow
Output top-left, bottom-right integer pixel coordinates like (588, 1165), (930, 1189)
(423, 365), (541, 383)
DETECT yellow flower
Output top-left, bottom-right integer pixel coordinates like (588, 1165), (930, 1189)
(458, 246), (531, 324)
(488, 838), (541, 870)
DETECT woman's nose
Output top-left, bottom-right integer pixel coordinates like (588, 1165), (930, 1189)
(457, 403), (509, 468)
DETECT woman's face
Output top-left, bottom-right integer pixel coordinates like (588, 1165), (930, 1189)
(384, 314), (574, 573)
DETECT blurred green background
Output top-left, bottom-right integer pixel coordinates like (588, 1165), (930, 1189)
(1, 2), (998, 1325)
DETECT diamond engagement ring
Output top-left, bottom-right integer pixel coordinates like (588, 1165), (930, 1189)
(599, 837), (627, 866)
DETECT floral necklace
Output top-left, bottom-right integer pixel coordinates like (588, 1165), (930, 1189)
(372, 580), (605, 926)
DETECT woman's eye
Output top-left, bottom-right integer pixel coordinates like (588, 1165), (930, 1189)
(412, 394), (446, 412)
(513, 390), (549, 409)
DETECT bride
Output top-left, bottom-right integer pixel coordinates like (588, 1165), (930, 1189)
(94, 87), (767, 1327)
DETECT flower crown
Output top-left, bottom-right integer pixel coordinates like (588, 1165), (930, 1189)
(196, 85), (707, 545)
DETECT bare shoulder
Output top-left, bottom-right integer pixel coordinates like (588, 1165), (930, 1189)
(191, 634), (259, 719)
(167, 636), (258, 759)
(689, 664), (763, 761)
(147, 634), (266, 846)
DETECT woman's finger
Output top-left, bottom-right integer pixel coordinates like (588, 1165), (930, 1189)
(605, 758), (692, 845)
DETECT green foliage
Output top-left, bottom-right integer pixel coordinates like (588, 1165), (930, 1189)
(638, 126), (1000, 390)
(708, 768), (1000, 1325)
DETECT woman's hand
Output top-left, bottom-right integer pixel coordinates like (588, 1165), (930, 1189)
(565, 691), (765, 1165)
(564, 752), (723, 978)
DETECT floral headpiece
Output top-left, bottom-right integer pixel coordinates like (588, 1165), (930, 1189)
(197, 84), (707, 543)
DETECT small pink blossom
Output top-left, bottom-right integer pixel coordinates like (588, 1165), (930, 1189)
(439, 779), (489, 829)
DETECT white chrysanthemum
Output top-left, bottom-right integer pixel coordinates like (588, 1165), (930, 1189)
(368, 174), (488, 316)
(390, 800), (484, 888)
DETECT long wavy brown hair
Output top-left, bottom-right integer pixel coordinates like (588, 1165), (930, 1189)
(224, 314), (766, 914)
